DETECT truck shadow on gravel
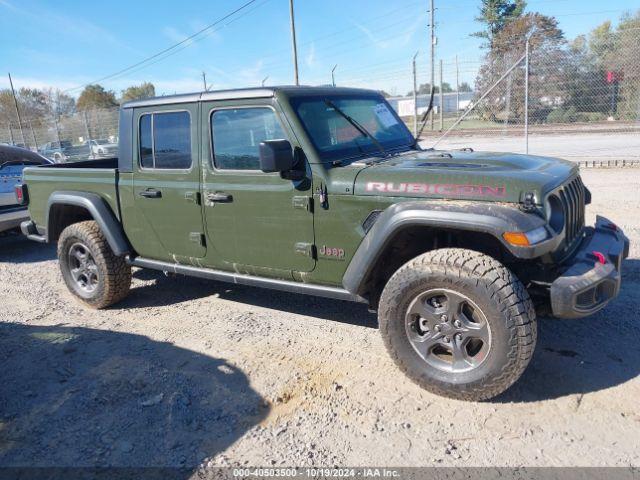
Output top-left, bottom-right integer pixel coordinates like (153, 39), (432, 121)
(126, 269), (378, 329)
(0, 233), (56, 264)
(0, 322), (269, 470)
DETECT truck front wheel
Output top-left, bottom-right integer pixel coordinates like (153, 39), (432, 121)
(378, 248), (536, 401)
(57, 221), (131, 309)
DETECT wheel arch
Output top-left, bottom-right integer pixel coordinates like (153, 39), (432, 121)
(46, 191), (131, 256)
(342, 201), (552, 302)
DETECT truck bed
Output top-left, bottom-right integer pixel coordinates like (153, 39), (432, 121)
(22, 158), (121, 229)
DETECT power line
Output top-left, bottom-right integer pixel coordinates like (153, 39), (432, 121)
(63, 0), (261, 93)
(105, 0), (273, 87)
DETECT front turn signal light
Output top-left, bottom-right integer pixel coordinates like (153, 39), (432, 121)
(503, 231), (530, 246)
(503, 227), (549, 247)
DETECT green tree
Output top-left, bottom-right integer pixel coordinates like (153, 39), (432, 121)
(562, 12), (639, 120)
(458, 82), (473, 93)
(76, 84), (117, 111)
(0, 88), (51, 126)
(588, 21), (615, 66)
(45, 89), (76, 117)
(121, 82), (156, 103)
(472, 0), (527, 48)
(608, 11), (640, 119)
(474, 13), (566, 123)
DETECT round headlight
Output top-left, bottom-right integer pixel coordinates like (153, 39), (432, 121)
(545, 194), (565, 233)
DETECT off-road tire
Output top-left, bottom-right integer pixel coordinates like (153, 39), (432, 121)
(57, 221), (131, 309)
(379, 248), (537, 401)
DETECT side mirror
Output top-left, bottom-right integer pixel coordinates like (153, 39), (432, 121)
(259, 139), (294, 173)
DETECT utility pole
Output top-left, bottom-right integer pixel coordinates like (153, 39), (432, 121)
(289, 0), (299, 85)
(8, 73), (26, 146)
(28, 121), (38, 151)
(54, 116), (62, 146)
(261, 75), (269, 86)
(202, 72), (208, 91)
(83, 111), (93, 159)
(524, 36), (530, 154)
(455, 55), (460, 118)
(412, 51), (419, 137)
(439, 59), (444, 131)
(429, 0), (436, 130)
(331, 64), (338, 87)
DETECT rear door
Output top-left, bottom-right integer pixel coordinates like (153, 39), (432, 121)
(200, 100), (315, 276)
(131, 104), (206, 261)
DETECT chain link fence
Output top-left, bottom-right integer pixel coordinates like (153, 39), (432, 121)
(1, 106), (119, 162)
(409, 34), (640, 166)
(2, 27), (639, 166)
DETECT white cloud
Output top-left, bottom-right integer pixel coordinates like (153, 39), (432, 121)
(354, 23), (391, 49)
(0, 1), (139, 54)
(237, 59), (266, 87)
(0, 76), (83, 93)
(305, 42), (317, 68)
(0, 0), (18, 11)
(354, 16), (424, 50)
(0, 74), (213, 98)
(162, 26), (194, 45)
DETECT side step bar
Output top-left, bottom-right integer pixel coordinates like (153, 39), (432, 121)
(127, 256), (366, 304)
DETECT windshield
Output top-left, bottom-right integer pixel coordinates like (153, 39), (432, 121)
(289, 94), (414, 162)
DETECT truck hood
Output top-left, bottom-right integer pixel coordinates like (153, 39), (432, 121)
(350, 150), (579, 204)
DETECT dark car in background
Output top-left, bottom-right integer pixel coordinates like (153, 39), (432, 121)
(38, 141), (73, 163)
(0, 145), (52, 233)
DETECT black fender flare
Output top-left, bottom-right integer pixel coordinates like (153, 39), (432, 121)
(46, 191), (131, 256)
(342, 200), (559, 297)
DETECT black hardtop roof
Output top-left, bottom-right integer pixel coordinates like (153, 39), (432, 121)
(121, 85), (381, 109)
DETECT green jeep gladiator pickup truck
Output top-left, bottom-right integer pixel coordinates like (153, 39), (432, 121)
(17, 86), (629, 400)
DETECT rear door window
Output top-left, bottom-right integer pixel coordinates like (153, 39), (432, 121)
(138, 111), (191, 169)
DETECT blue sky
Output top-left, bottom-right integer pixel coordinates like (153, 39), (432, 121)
(0, 0), (637, 97)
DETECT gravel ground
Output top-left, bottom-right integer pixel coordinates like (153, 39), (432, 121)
(1, 168), (639, 472)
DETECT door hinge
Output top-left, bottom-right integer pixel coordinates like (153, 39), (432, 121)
(292, 196), (313, 212)
(295, 242), (315, 258)
(185, 191), (201, 205)
(189, 232), (206, 246)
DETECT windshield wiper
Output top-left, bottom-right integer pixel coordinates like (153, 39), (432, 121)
(324, 99), (385, 156)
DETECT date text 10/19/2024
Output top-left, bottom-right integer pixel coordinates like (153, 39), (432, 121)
(232, 468), (401, 478)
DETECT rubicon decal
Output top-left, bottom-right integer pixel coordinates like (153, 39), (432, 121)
(365, 182), (507, 198)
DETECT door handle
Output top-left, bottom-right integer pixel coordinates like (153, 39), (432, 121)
(207, 192), (233, 203)
(139, 188), (162, 198)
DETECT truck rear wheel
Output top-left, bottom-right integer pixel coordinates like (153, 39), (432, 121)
(57, 221), (131, 309)
(378, 248), (536, 401)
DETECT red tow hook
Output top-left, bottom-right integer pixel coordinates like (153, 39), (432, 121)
(603, 222), (618, 232)
(592, 251), (606, 265)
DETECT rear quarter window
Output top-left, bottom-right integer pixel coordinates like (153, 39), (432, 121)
(138, 111), (191, 169)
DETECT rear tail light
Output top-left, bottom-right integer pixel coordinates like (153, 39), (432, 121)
(592, 251), (606, 265)
(14, 184), (28, 206)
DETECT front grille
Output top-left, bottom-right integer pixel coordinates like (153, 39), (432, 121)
(556, 175), (586, 246)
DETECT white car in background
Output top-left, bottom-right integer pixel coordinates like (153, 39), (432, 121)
(88, 139), (118, 157)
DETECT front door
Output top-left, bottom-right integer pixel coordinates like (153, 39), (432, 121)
(132, 105), (206, 261)
(200, 101), (315, 276)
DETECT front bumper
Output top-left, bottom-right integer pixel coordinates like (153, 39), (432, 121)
(550, 215), (630, 318)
